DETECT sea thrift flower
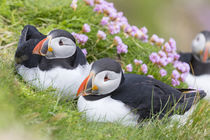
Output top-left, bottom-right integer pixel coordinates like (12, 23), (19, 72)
(172, 70), (180, 80)
(141, 64), (148, 74)
(126, 64), (133, 72)
(159, 58), (168, 66)
(162, 42), (172, 53)
(117, 43), (128, 54)
(158, 50), (167, 58)
(140, 26), (148, 34)
(169, 38), (176, 51)
(100, 17), (109, 26)
(70, 0), (77, 11)
(156, 38), (164, 46)
(149, 52), (160, 64)
(113, 36), (122, 45)
(84, 0), (94, 6)
(159, 69), (167, 77)
(171, 79), (180, 87)
(134, 59), (143, 65)
(150, 34), (159, 43)
(108, 22), (121, 34)
(97, 30), (106, 40)
(81, 49), (87, 56)
(180, 73), (188, 82)
(72, 33), (88, 45)
(82, 24), (91, 33)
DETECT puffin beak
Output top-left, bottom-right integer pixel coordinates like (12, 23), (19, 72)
(202, 41), (210, 62)
(77, 72), (98, 97)
(32, 37), (52, 56)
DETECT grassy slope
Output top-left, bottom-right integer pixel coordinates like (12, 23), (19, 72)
(0, 0), (209, 139)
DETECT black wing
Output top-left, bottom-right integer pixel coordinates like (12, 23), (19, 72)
(15, 25), (46, 68)
(111, 74), (206, 121)
(179, 52), (192, 64)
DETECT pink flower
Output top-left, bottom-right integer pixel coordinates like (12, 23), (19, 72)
(162, 42), (172, 53)
(72, 33), (88, 45)
(159, 69), (167, 77)
(126, 64), (133, 72)
(171, 79), (180, 87)
(134, 59), (143, 65)
(114, 36), (122, 45)
(140, 26), (148, 34)
(108, 22), (121, 34)
(97, 30), (106, 40)
(150, 34), (159, 43)
(180, 73), (188, 82)
(70, 0), (77, 11)
(156, 38), (164, 46)
(169, 38), (176, 51)
(100, 17), (109, 26)
(117, 43), (128, 54)
(159, 58), (168, 66)
(141, 64), (148, 74)
(82, 24), (91, 33)
(174, 53), (180, 60)
(84, 0), (94, 6)
(149, 52), (160, 64)
(158, 50), (167, 58)
(172, 70), (180, 80)
(81, 49), (88, 56)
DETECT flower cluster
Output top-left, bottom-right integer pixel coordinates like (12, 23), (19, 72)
(70, 0), (78, 11)
(97, 30), (106, 40)
(72, 32), (88, 46)
(113, 36), (128, 54)
(125, 59), (148, 74)
(82, 24), (91, 33)
(73, 0), (191, 87)
(149, 38), (190, 86)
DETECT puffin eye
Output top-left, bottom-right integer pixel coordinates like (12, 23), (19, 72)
(104, 75), (110, 82)
(196, 37), (200, 41)
(59, 40), (64, 45)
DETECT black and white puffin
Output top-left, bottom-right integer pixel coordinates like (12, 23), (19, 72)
(15, 25), (90, 97)
(77, 58), (206, 126)
(179, 31), (210, 99)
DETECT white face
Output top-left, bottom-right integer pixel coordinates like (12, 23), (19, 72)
(46, 37), (76, 59)
(93, 70), (122, 95)
(192, 33), (206, 54)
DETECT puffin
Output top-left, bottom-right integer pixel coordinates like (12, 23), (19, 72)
(15, 25), (90, 97)
(179, 31), (210, 99)
(77, 58), (206, 126)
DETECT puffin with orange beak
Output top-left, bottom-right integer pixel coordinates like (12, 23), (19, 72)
(179, 31), (210, 99)
(77, 58), (206, 126)
(15, 25), (90, 97)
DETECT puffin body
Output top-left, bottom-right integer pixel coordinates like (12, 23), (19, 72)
(77, 58), (206, 125)
(179, 31), (210, 99)
(15, 25), (90, 97)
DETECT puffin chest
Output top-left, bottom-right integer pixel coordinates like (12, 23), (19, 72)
(77, 96), (139, 126)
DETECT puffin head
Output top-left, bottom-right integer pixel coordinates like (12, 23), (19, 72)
(77, 58), (124, 96)
(32, 29), (76, 59)
(192, 31), (210, 62)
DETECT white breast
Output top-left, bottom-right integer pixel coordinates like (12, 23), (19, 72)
(77, 96), (139, 126)
(185, 73), (210, 99)
(16, 64), (90, 98)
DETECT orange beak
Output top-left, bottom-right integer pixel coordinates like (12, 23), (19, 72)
(77, 72), (97, 97)
(202, 42), (210, 62)
(32, 37), (48, 55)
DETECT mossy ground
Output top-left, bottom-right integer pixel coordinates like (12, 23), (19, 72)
(0, 0), (209, 139)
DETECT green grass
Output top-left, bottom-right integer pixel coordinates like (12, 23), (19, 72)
(0, 0), (209, 139)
